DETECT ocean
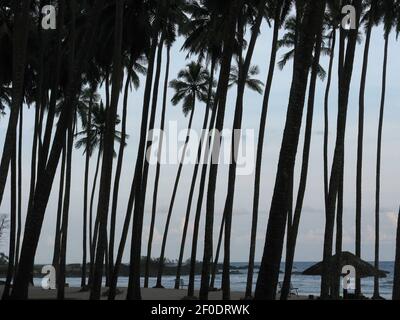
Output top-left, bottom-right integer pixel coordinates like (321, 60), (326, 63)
(29, 261), (396, 299)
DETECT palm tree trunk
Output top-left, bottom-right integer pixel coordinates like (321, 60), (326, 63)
(90, 0), (125, 300)
(155, 107), (196, 288)
(88, 142), (102, 285)
(321, 1), (361, 298)
(126, 30), (168, 300)
(221, 1), (267, 300)
(393, 207), (400, 300)
(0, 0), (31, 207)
(175, 59), (215, 291)
(2, 141), (17, 299)
(280, 25), (323, 300)
(199, 1), (240, 300)
(81, 88), (94, 289)
(108, 68), (132, 285)
(356, 9), (374, 297)
(38, 0), (64, 175)
(323, 29), (336, 208)
(186, 95), (219, 298)
(254, 0), (326, 300)
(57, 119), (75, 300)
(333, 160), (343, 299)
(144, 43), (170, 288)
(373, 35), (388, 300)
(126, 32), (165, 298)
(52, 140), (66, 277)
(10, 0), (106, 299)
(108, 36), (158, 302)
(210, 212), (225, 290)
(246, 2), (281, 299)
(28, 104), (40, 216)
(15, 102), (23, 274)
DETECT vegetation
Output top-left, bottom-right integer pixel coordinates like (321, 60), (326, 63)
(0, 0), (400, 301)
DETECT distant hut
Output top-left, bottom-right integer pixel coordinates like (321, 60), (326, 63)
(302, 252), (388, 279)
(302, 252), (388, 299)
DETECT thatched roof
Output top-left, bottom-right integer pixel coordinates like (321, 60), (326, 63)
(302, 252), (389, 278)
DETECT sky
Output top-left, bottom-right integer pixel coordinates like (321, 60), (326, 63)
(1, 20), (400, 264)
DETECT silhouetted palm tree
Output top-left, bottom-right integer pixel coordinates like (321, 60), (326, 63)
(255, 0), (326, 300)
(373, 0), (397, 300)
(155, 61), (210, 288)
(355, 0), (380, 296)
(143, 0), (186, 288)
(321, 0), (362, 299)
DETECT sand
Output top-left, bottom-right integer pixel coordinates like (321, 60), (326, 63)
(0, 285), (308, 300)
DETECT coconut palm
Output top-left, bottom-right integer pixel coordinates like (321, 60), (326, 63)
(255, 0), (327, 300)
(245, 0), (292, 299)
(321, 0), (363, 299)
(108, 55), (146, 283)
(110, 0), (159, 301)
(75, 98), (124, 285)
(355, 0), (381, 296)
(280, 12), (326, 301)
(11, 0), (108, 299)
(228, 64), (264, 94)
(142, 0), (187, 289)
(373, 0), (397, 300)
(199, 0), (242, 300)
(210, 60), (264, 294)
(0, 0), (31, 209)
(177, 0), (225, 297)
(154, 61), (210, 288)
(277, 15), (329, 80)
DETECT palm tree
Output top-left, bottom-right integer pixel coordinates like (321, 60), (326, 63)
(90, 0), (125, 299)
(143, 44), (170, 289)
(277, 16), (329, 80)
(75, 99), (124, 286)
(11, 0), (107, 299)
(321, 0), (362, 299)
(77, 85), (100, 288)
(254, 0), (326, 300)
(228, 64), (264, 94)
(373, 0), (397, 300)
(14, 99), (23, 275)
(355, 0), (380, 296)
(245, 0), (291, 299)
(57, 116), (76, 300)
(52, 140), (66, 279)
(280, 15), (325, 300)
(143, 0), (187, 288)
(0, 0), (32, 208)
(199, 0), (241, 300)
(1, 133), (16, 299)
(110, 0), (159, 301)
(109, 55), (146, 287)
(176, 0), (225, 297)
(323, 0), (341, 220)
(210, 62), (264, 293)
(154, 61), (210, 288)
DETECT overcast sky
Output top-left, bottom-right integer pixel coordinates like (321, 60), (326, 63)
(1, 20), (400, 264)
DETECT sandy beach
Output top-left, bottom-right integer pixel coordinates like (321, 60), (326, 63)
(0, 285), (308, 300)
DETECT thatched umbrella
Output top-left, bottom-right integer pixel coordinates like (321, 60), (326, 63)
(302, 252), (388, 278)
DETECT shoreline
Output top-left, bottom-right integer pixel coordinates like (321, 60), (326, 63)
(0, 285), (309, 300)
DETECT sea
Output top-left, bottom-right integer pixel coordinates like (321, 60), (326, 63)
(28, 261), (396, 299)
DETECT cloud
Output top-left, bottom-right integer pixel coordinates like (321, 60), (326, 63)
(385, 211), (398, 228)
